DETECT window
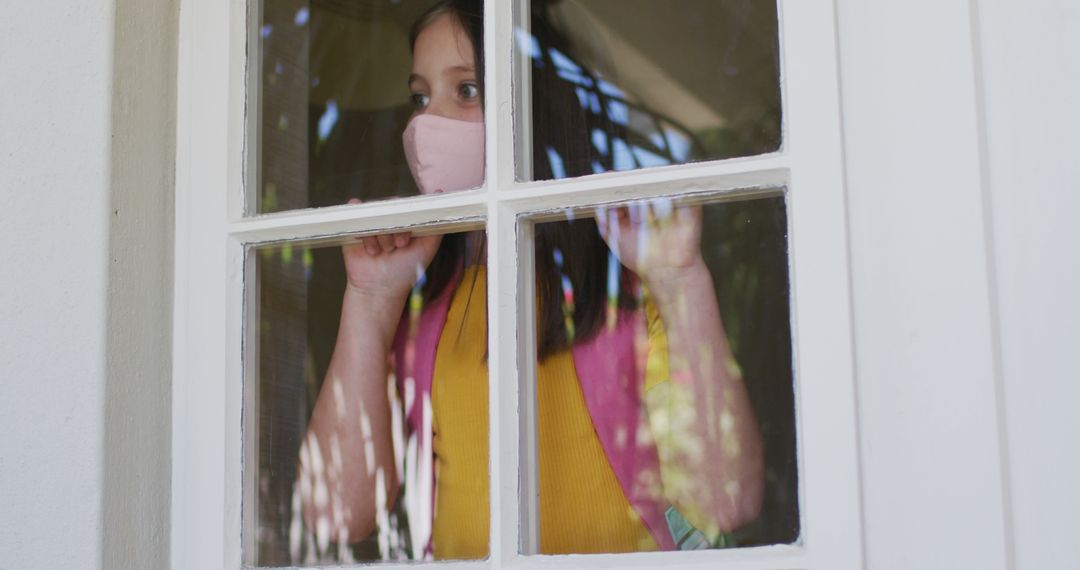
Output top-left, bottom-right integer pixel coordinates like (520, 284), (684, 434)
(172, 0), (863, 568)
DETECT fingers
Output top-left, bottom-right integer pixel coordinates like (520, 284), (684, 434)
(594, 206), (622, 261)
(597, 201), (684, 230)
(632, 198), (677, 228)
(375, 234), (397, 253)
(594, 205), (629, 232)
(363, 237), (381, 256)
(651, 197), (674, 221)
(675, 202), (703, 225)
(351, 232), (415, 257)
(347, 199), (404, 255)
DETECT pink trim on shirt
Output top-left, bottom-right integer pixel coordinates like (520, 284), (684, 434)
(392, 285), (673, 551)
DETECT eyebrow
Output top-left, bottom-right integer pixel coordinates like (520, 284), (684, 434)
(407, 65), (477, 88)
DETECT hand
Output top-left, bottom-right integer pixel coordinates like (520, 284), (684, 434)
(595, 199), (704, 286)
(342, 198), (443, 301)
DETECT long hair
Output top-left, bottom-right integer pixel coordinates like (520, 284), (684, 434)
(411, 0), (635, 360)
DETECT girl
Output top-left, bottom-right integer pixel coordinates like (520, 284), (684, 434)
(299, 0), (764, 559)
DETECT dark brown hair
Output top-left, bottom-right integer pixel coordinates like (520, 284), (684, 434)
(410, 0), (635, 360)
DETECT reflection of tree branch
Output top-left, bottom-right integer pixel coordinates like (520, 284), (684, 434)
(529, 8), (710, 170)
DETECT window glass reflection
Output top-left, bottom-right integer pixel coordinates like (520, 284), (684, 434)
(516, 0), (782, 181)
(256, 0), (486, 214)
(249, 224), (489, 566)
(528, 193), (797, 553)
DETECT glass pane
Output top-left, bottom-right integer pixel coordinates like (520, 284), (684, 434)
(514, 0), (781, 181)
(246, 225), (491, 565)
(525, 192), (796, 554)
(254, 0), (486, 214)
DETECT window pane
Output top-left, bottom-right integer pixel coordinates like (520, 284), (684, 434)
(247, 225), (490, 565)
(514, 0), (781, 181)
(254, 0), (486, 214)
(525, 192), (797, 553)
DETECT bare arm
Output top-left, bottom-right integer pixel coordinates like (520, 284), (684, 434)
(598, 203), (765, 538)
(299, 226), (442, 546)
(645, 258), (765, 537)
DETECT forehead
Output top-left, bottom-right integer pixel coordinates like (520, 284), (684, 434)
(412, 12), (475, 72)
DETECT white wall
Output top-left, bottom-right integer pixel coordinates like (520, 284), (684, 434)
(837, 0), (1080, 568)
(976, 1), (1080, 567)
(0, 2), (114, 567)
(837, 0), (1008, 566)
(0, 0), (176, 568)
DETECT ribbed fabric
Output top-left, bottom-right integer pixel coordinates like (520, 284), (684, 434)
(431, 266), (490, 560)
(430, 265), (660, 558)
(536, 344), (659, 554)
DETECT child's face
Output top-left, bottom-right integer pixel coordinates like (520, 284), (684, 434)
(408, 13), (482, 123)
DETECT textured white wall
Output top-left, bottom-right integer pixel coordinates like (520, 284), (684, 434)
(0, 0), (176, 568)
(0, 2), (114, 567)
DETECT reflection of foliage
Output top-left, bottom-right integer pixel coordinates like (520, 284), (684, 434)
(531, 37), (709, 178)
(528, 0), (780, 181)
(257, 240), (420, 565)
(527, 27), (797, 544)
(256, 2), (796, 561)
(699, 196), (798, 547)
(695, 126), (754, 163)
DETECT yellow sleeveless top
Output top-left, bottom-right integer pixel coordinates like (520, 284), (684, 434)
(430, 266), (660, 559)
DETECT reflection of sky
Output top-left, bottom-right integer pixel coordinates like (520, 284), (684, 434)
(550, 46), (594, 88)
(631, 145), (670, 169)
(606, 249), (620, 329)
(606, 100), (628, 126)
(664, 127), (692, 162)
(549, 48), (583, 73)
(588, 92), (601, 114)
(597, 79), (624, 99)
(318, 100), (339, 143)
(520, 31), (701, 179)
(559, 70), (594, 88)
(649, 132), (666, 152)
(591, 129), (609, 156)
(575, 87), (589, 110)
(514, 28), (542, 60)
(294, 7), (309, 26)
(546, 147), (567, 179)
(611, 138), (635, 171)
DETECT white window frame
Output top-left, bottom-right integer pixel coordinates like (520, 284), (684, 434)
(171, 0), (863, 568)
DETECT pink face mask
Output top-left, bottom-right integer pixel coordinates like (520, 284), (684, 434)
(402, 114), (485, 195)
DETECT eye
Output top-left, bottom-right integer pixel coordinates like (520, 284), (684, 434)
(459, 82), (480, 101)
(410, 92), (430, 110)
